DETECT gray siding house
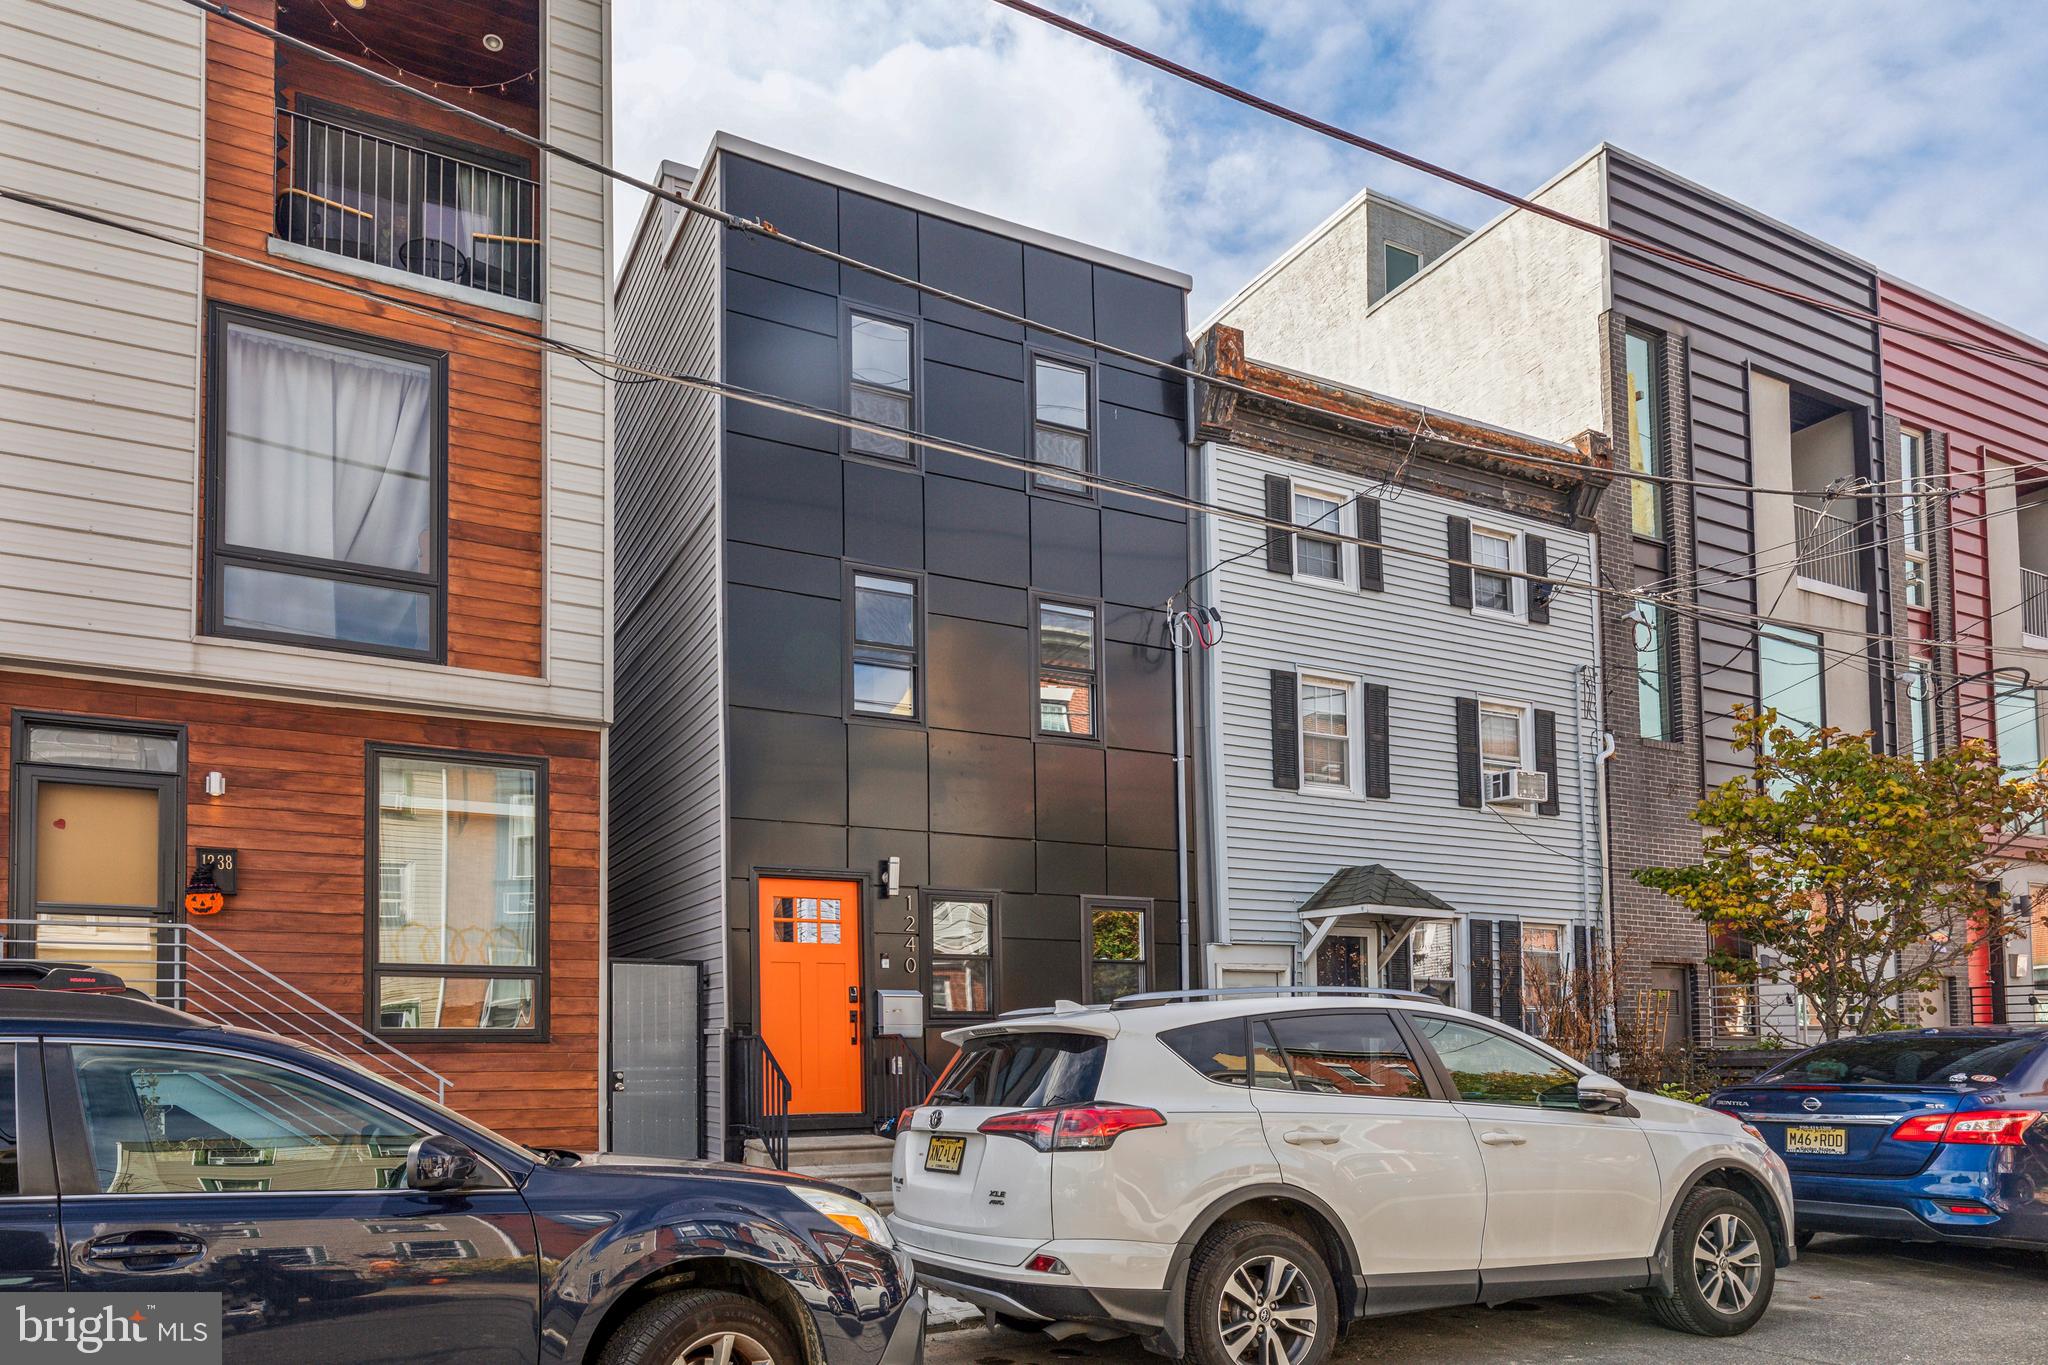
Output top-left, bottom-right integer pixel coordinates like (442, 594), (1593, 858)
(1192, 328), (1612, 1033)
(1214, 146), (1901, 1047)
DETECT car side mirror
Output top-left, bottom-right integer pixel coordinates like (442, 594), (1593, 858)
(1577, 1073), (1631, 1115)
(405, 1134), (481, 1192)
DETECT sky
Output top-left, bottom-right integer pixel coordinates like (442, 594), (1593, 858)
(612, 0), (2048, 336)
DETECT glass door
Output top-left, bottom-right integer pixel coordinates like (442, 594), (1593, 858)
(11, 720), (181, 995)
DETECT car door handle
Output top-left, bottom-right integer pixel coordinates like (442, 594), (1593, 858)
(1477, 1129), (1528, 1147)
(83, 1233), (207, 1265)
(1282, 1128), (1341, 1146)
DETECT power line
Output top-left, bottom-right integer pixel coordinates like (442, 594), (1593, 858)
(989, 0), (2048, 376)
(14, 182), (2032, 705)
(170, 0), (1992, 506)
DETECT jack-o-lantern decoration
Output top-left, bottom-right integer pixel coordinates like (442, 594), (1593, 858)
(184, 868), (225, 916)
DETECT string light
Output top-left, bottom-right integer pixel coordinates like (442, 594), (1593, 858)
(310, 0), (537, 95)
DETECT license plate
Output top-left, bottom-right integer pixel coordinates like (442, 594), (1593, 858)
(1785, 1126), (1847, 1155)
(924, 1134), (966, 1174)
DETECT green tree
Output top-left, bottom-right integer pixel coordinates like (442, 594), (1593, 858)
(1636, 707), (2046, 1041)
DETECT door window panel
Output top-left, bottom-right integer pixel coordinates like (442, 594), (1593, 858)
(23, 725), (178, 773)
(33, 784), (160, 908)
(70, 1046), (426, 1194)
(1411, 1016), (1578, 1108)
(1264, 1013), (1430, 1099)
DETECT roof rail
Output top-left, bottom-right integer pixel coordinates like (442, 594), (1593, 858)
(1111, 986), (1439, 1008)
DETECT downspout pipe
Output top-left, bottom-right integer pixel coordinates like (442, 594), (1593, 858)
(1168, 609), (1195, 994)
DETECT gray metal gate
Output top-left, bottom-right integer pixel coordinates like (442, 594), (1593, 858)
(608, 960), (703, 1158)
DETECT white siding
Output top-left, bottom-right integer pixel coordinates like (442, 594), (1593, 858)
(1217, 156), (1610, 446)
(0, 0), (205, 663)
(0, 0), (613, 726)
(1206, 443), (1603, 975)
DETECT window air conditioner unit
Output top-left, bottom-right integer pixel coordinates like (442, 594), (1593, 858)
(1485, 768), (1549, 806)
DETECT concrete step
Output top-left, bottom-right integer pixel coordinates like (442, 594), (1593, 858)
(744, 1133), (895, 1170)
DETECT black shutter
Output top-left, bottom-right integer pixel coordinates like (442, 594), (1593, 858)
(1264, 474), (1294, 574)
(1469, 920), (1495, 1020)
(1447, 516), (1473, 608)
(1270, 669), (1300, 789)
(1363, 683), (1391, 799)
(1573, 925), (1591, 998)
(1355, 495), (1384, 592)
(1386, 938), (1413, 990)
(1525, 534), (1550, 625)
(1497, 920), (1524, 1031)
(1534, 708), (1560, 815)
(1454, 696), (1481, 808)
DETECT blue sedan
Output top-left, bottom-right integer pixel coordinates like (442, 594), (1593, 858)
(1709, 1028), (2048, 1251)
(0, 985), (923, 1364)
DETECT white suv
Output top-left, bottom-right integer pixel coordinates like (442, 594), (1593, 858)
(888, 989), (1792, 1364)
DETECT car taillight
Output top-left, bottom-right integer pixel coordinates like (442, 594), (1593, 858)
(979, 1104), (1166, 1152)
(896, 1108), (915, 1133)
(1893, 1110), (2039, 1146)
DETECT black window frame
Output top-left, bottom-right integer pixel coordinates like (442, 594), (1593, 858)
(1082, 896), (1151, 1003)
(924, 889), (999, 1020)
(1027, 349), (1097, 500)
(1032, 593), (1104, 742)
(203, 303), (450, 664)
(363, 743), (549, 1042)
(844, 564), (926, 724)
(1633, 600), (1678, 743)
(1622, 325), (1668, 542)
(842, 302), (921, 467)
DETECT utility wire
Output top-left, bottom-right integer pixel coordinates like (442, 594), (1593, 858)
(170, 0), (2000, 504)
(13, 182), (2034, 698)
(989, 0), (2048, 375)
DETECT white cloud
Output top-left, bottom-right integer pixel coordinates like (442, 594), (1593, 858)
(612, 0), (2048, 338)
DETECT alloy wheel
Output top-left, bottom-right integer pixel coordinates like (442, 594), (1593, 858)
(1691, 1210), (1763, 1315)
(1216, 1252), (1320, 1364)
(673, 1329), (776, 1365)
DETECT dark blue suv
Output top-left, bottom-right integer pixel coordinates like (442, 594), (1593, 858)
(1710, 1028), (2048, 1251)
(0, 989), (923, 1363)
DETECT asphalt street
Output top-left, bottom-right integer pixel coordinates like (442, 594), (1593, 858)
(925, 1234), (2048, 1363)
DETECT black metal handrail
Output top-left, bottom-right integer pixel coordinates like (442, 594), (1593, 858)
(729, 1031), (791, 1170)
(867, 1033), (939, 1136)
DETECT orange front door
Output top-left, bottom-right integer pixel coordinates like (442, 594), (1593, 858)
(757, 877), (864, 1116)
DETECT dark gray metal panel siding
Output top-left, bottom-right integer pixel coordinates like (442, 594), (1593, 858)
(1604, 153), (1883, 786)
(610, 159), (728, 1130)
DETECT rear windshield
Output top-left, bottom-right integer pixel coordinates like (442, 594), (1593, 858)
(933, 1032), (1104, 1109)
(1759, 1034), (2038, 1087)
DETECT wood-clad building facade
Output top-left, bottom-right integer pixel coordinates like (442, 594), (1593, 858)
(0, 0), (611, 1144)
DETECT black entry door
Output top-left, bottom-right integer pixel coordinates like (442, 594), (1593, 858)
(45, 1041), (539, 1363)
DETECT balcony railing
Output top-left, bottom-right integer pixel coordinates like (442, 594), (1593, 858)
(2024, 567), (2048, 638)
(1795, 501), (1864, 594)
(275, 107), (541, 305)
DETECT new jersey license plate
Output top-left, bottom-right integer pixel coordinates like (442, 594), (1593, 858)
(924, 1134), (966, 1174)
(1784, 1126), (1847, 1155)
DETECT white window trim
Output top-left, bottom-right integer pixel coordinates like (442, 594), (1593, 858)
(1290, 481), (1352, 588)
(1477, 697), (1534, 773)
(1297, 669), (1361, 797)
(1468, 523), (1523, 621)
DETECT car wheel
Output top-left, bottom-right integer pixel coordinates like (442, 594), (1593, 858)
(1184, 1221), (1337, 1365)
(598, 1288), (801, 1365)
(1647, 1186), (1776, 1337)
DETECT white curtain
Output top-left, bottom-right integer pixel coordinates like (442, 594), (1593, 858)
(221, 321), (433, 643)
